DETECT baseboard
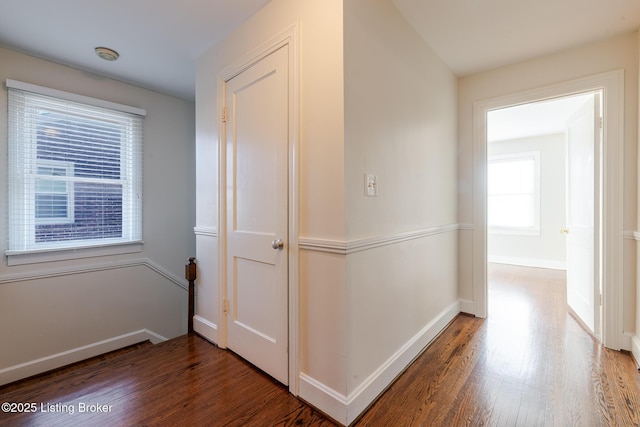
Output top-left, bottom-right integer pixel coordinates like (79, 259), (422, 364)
(618, 331), (632, 351)
(459, 298), (475, 315)
(631, 335), (640, 369)
(345, 300), (460, 423)
(0, 329), (167, 386)
(298, 300), (460, 426)
(193, 315), (218, 344)
(488, 255), (566, 270)
(299, 374), (349, 425)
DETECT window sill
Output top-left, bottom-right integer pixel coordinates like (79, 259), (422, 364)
(6, 241), (144, 266)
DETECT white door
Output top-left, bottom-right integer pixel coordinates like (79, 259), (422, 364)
(565, 93), (600, 336)
(225, 45), (289, 384)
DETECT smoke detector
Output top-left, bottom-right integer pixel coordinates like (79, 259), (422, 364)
(95, 47), (120, 61)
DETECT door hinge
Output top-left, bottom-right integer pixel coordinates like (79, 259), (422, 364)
(598, 294), (603, 306)
(223, 298), (229, 314)
(221, 107), (228, 123)
(600, 117), (603, 129)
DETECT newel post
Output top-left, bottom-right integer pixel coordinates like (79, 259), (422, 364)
(185, 257), (197, 333)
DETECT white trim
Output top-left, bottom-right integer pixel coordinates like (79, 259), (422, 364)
(144, 259), (189, 291)
(472, 70), (625, 350)
(299, 224), (460, 255)
(298, 237), (347, 254)
(7, 241), (144, 266)
(621, 332), (633, 354)
(459, 299), (475, 314)
(298, 301), (461, 425)
(631, 335), (640, 369)
(5, 79), (146, 116)
(217, 24), (300, 393)
(298, 374), (349, 425)
(194, 226), (218, 238)
(216, 50), (229, 353)
(623, 230), (640, 241)
(488, 256), (566, 270)
(0, 257), (188, 290)
(193, 315), (218, 344)
(287, 23), (301, 396)
(0, 329), (166, 386)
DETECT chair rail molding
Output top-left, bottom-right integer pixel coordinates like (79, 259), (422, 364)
(299, 223), (461, 255)
(194, 226), (218, 238)
(0, 257), (188, 290)
(623, 230), (640, 241)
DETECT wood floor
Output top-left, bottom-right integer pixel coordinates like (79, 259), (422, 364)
(2, 264), (640, 426)
(356, 264), (640, 426)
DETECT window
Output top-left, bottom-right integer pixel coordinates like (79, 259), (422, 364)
(35, 160), (74, 224)
(487, 151), (540, 235)
(7, 80), (145, 259)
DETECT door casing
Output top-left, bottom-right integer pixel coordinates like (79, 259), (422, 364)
(217, 25), (300, 393)
(472, 70), (625, 350)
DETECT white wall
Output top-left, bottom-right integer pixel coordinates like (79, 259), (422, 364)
(488, 134), (566, 269)
(458, 32), (638, 334)
(0, 47), (196, 385)
(343, 0), (459, 420)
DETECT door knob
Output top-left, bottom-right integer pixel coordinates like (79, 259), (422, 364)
(271, 239), (284, 250)
(560, 228), (570, 234)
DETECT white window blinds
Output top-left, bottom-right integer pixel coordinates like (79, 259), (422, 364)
(6, 80), (145, 253)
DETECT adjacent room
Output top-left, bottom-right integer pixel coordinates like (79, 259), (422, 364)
(487, 92), (602, 333)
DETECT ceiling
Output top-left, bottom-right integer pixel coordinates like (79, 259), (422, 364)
(487, 93), (595, 142)
(1, 1), (640, 101)
(0, 0), (271, 100)
(392, 0), (640, 76)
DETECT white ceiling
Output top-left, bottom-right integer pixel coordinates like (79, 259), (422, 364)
(1, 1), (640, 101)
(487, 93), (595, 142)
(392, 0), (640, 76)
(0, 0), (271, 100)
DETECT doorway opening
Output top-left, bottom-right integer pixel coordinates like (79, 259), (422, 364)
(471, 70), (625, 350)
(486, 92), (603, 339)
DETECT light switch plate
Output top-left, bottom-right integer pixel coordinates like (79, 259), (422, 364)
(365, 173), (377, 196)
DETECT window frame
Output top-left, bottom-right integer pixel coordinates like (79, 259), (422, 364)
(487, 151), (541, 236)
(6, 79), (146, 265)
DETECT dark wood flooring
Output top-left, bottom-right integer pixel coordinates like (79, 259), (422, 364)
(2, 264), (640, 426)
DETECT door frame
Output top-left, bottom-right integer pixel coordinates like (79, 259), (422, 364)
(472, 69), (625, 350)
(216, 25), (300, 393)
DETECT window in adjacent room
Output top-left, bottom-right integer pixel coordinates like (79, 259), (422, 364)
(6, 80), (146, 261)
(487, 151), (540, 235)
